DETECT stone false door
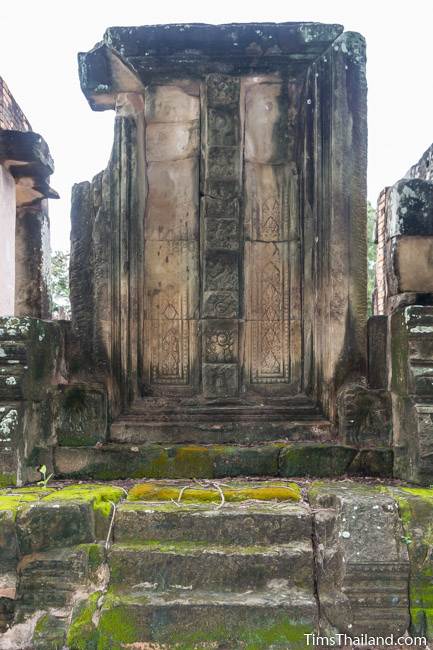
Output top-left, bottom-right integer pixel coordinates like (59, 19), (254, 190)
(142, 75), (301, 399)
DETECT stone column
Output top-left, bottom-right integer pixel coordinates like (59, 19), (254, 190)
(201, 75), (242, 398)
(15, 200), (51, 319)
(302, 31), (368, 421)
(0, 165), (16, 316)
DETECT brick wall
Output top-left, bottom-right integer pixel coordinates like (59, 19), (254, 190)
(0, 76), (31, 131)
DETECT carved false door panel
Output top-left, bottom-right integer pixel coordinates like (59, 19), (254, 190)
(243, 81), (302, 395)
(142, 78), (301, 398)
(143, 85), (200, 394)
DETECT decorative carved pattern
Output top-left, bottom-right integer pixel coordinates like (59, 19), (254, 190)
(205, 329), (236, 363)
(205, 256), (238, 291)
(246, 243), (289, 384)
(205, 219), (239, 250)
(143, 84), (200, 391)
(203, 292), (238, 319)
(207, 75), (240, 107)
(260, 198), (280, 240)
(151, 318), (192, 385)
(203, 363), (238, 397)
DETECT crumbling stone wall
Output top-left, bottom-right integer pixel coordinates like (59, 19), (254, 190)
(373, 142), (433, 484)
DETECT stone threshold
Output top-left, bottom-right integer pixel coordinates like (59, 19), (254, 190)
(50, 441), (393, 481)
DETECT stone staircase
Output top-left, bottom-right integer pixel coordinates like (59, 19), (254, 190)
(1, 479), (432, 648)
(110, 395), (332, 445)
(54, 395), (393, 482)
(100, 499), (317, 647)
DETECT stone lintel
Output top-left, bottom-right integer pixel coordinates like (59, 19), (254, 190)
(79, 22), (344, 110)
(0, 130), (59, 206)
(78, 42), (145, 111)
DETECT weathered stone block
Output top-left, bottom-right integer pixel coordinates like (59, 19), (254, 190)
(145, 84), (199, 123)
(348, 448), (393, 477)
(310, 484), (410, 637)
(387, 179), (433, 238)
(204, 252), (239, 292)
(207, 74), (240, 107)
(384, 487), (433, 640)
(53, 443), (284, 479)
(203, 363), (238, 398)
(204, 218), (239, 250)
(145, 121), (199, 162)
(0, 509), (18, 563)
(145, 159), (199, 241)
(245, 83), (287, 164)
(368, 315), (388, 389)
(54, 385), (107, 447)
(114, 501), (310, 545)
(202, 196), (239, 220)
(337, 383), (392, 446)
(109, 539), (313, 592)
(212, 444), (279, 477)
(16, 501), (95, 554)
(207, 108), (240, 147)
(279, 444), (357, 478)
(207, 146), (240, 179)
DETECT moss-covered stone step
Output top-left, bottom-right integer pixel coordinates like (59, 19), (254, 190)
(127, 479), (301, 502)
(0, 484), (124, 555)
(53, 442), (393, 480)
(115, 500), (309, 545)
(53, 443), (282, 479)
(381, 486), (433, 640)
(109, 540), (313, 592)
(97, 587), (317, 649)
(17, 544), (105, 613)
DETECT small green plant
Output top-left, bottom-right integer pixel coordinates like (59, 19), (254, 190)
(401, 534), (413, 545)
(37, 465), (53, 488)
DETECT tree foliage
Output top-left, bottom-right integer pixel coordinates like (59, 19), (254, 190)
(51, 250), (71, 319)
(367, 201), (377, 317)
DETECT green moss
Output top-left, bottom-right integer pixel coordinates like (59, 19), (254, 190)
(43, 484), (124, 517)
(67, 591), (101, 650)
(78, 543), (105, 574)
(383, 486), (433, 639)
(0, 473), (16, 488)
(32, 612), (66, 649)
(280, 444), (357, 478)
(127, 481), (300, 503)
(162, 617), (312, 649)
(97, 594), (144, 650)
(402, 487), (433, 502)
(0, 487), (53, 515)
(173, 446), (214, 478)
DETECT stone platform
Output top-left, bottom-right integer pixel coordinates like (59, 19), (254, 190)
(0, 479), (432, 648)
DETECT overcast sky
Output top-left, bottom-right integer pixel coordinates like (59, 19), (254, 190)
(0, 0), (432, 250)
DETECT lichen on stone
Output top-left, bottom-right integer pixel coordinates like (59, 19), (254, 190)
(127, 481), (301, 503)
(43, 484), (125, 517)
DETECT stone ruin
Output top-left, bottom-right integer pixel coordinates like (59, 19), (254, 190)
(0, 20), (433, 649)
